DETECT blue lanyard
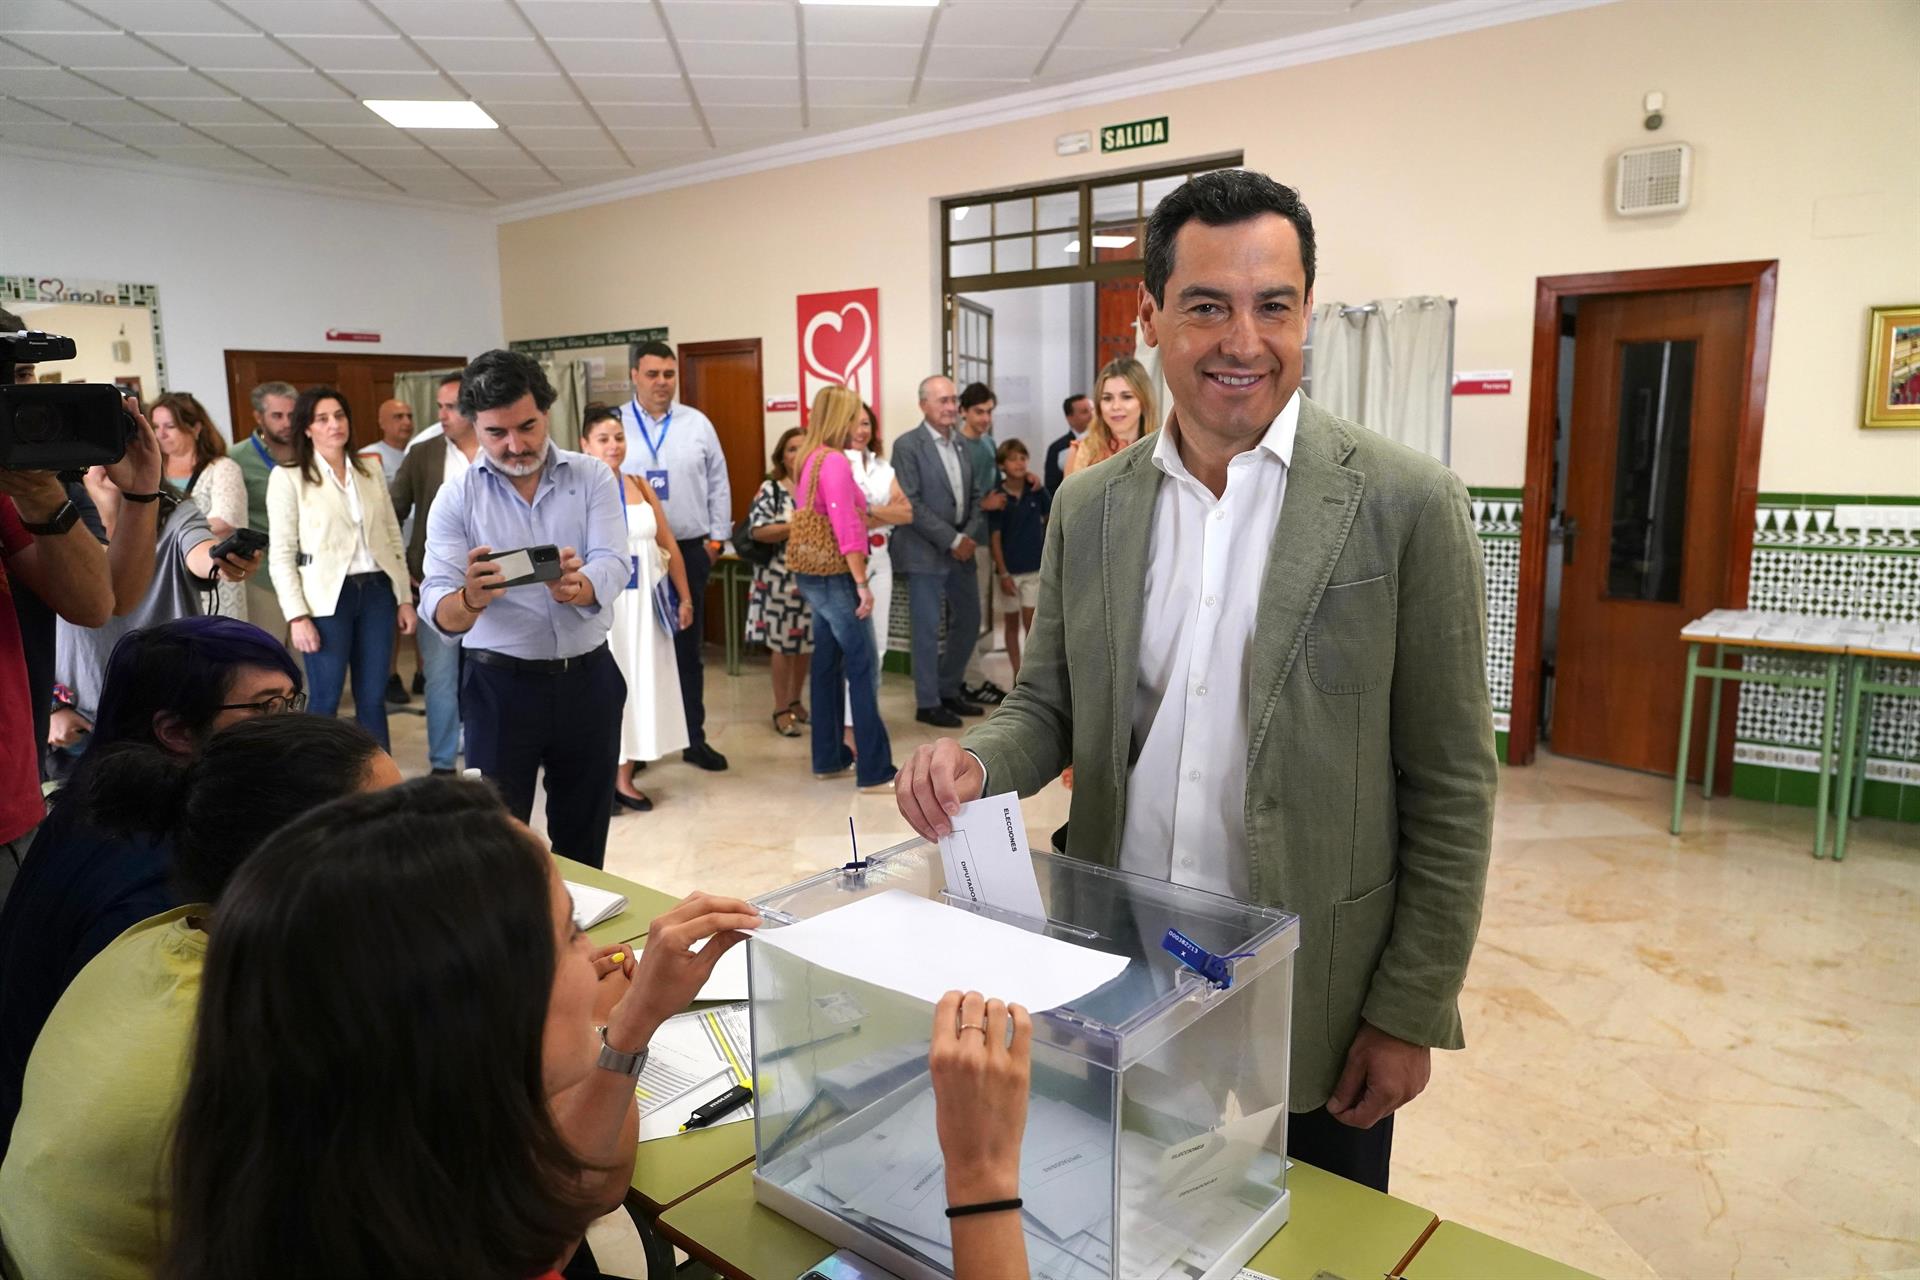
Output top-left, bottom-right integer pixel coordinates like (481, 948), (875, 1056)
(629, 400), (672, 466)
(250, 435), (273, 467)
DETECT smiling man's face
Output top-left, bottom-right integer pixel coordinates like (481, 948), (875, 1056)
(1140, 212), (1310, 444)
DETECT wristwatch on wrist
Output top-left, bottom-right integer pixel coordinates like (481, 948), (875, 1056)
(21, 499), (80, 536)
(596, 1025), (649, 1080)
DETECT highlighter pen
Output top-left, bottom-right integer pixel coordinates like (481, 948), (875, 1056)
(678, 1084), (753, 1132)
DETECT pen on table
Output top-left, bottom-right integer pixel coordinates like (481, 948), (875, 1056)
(679, 1083), (753, 1132)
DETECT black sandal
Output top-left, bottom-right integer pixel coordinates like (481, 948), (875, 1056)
(772, 709), (802, 738)
(788, 699), (810, 725)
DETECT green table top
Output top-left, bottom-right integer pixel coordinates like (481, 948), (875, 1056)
(628, 1118), (757, 1214)
(1400, 1221), (1599, 1280)
(657, 1158), (1438, 1280)
(552, 856), (680, 947)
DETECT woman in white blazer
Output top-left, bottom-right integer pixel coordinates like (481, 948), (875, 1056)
(267, 386), (415, 747)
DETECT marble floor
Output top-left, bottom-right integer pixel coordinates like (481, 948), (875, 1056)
(381, 649), (1920, 1280)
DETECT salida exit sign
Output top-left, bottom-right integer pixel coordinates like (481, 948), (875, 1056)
(1101, 116), (1169, 154)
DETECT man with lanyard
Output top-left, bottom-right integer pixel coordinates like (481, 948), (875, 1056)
(420, 350), (628, 869)
(620, 340), (731, 772)
(233, 380), (297, 642)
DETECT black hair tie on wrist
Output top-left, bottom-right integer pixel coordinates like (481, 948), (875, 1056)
(945, 1198), (1022, 1220)
(119, 491), (162, 503)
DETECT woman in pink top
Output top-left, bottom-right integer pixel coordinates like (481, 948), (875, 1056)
(789, 386), (896, 792)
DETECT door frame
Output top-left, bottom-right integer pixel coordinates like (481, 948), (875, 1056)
(1509, 260), (1778, 773)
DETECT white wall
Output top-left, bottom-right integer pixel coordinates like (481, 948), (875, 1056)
(1, 151), (504, 438)
(960, 282), (1086, 455)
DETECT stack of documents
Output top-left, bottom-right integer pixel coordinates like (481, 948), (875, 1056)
(634, 1003), (755, 1142)
(565, 881), (627, 930)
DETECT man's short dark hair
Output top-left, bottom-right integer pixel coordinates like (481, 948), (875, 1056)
(629, 339), (675, 369)
(1061, 394), (1088, 417)
(437, 371), (463, 390)
(459, 349), (555, 420)
(959, 382), (995, 411)
(1145, 169), (1316, 306)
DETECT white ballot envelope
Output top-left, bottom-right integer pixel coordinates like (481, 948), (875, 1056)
(938, 791), (1046, 921)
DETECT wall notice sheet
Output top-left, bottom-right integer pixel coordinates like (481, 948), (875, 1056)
(634, 1002), (755, 1141)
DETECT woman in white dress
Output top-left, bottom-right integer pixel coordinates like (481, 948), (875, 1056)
(581, 405), (692, 812)
(151, 392), (249, 621)
(842, 401), (913, 755)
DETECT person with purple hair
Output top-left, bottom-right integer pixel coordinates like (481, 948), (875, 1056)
(0, 616), (301, 1158)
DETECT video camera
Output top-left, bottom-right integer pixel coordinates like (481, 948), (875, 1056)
(0, 331), (136, 471)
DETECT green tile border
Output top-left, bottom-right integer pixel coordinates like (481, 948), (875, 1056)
(1755, 492), (1920, 506)
(1467, 485), (1525, 499)
(1727, 763), (1918, 824)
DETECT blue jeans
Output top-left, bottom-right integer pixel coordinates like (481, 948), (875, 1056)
(305, 573), (397, 749)
(417, 616), (462, 771)
(794, 573), (894, 788)
(904, 560), (980, 709)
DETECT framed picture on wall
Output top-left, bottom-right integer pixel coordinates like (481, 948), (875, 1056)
(1862, 304), (1920, 428)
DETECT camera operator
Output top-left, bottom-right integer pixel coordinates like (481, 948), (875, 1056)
(420, 350), (628, 869)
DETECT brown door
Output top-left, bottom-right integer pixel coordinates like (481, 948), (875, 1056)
(677, 339), (765, 645)
(1550, 286), (1748, 775)
(223, 349), (465, 451)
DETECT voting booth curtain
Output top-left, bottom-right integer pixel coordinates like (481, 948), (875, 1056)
(392, 368), (461, 438)
(1307, 297), (1455, 462)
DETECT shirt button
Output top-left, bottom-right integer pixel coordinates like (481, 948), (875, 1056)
(1204, 595), (1217, 607)
(1188, 769), (1201, 782)
(1181, 856), (1195, 869)
(1212, 510), (1225, 521)
(1195, 685), (1208, 697)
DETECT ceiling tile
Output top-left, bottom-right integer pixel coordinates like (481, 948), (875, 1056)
(239, 143), (333, 162)
(621, 147), (709, 168)
(915, 77), (1031, 106)
(0, 42), (54, 67)
(546, 38), (678, 76)
(800, 6), (934, 46)
(457, 72), (579, 102)
(264, 98), (388, 125)
(661, 2), (794, 44)
(688, 76), (799, 106)
(1183, 7), (1329, 47)
(807, 104), (902, 133)
(592, 101), (701, 128)
(0, 119), (127, 146)
(932, 4), (1075, 47)
(802, 42), (920, 79)
(144, 32), (308, 69)
(205, 67), (354, 98)
(0, 100), (62, 123)
(6, 30), (183, 67)
(194, 120), (303, 143)
(570, 73), (689, 105)
(4, 66), (124, 96)
(517, 0), (663, 42)
(608, 125), (710, 151)
(81, 0), (253, 34)
(805, 78), (914, 109)
(298, 122), (411, 145)
(1036, 44), (1149, 76)
(678, 41), (797, 78)
(414, 37), (546, 75)
(151, 96), (279, 123)
(280, 34), (437, 72)
(485, 101), (598, 127)
(326, 68), (448, 98)
(502, 122), (603, 144)
(222, 1), (388, 36)
(700, 103), (797, 130)
(372, 0), (527, 39)
(707, 126), (792, 150)
(532, 147), (625, 167)
(923, 44), (1042, 80)
(1053, 7), (1195, 50)
(54, 65), (209, 95)
(544, 165), (634, 182)
(52, 96), (172, 123)
(0, 2), (114, 35)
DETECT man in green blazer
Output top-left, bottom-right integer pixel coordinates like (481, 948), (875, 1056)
(896, 170), (1496, 1191)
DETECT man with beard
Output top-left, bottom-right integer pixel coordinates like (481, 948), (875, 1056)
(233, 379), (297, 641)
(420, 350), (628, 868)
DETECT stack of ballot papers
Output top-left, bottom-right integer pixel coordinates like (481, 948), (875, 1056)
(565, 881), (627, 930)
(633, 1003), (755, 1141)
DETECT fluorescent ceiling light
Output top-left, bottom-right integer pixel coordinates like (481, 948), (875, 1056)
(800, 1), (938, 7)
(1063, 235), (1137, 254)
(363, 100), (498, 130)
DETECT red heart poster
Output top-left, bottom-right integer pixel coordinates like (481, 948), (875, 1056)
(796, 288), (880, 425)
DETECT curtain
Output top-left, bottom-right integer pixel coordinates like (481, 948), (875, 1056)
(540, 358), (590, 450)
(1132, 318), (1173, 430)
(1308, 296), (1453, 461)
(393, 368), (460, 436)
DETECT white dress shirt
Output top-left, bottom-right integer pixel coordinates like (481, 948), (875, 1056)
(919, 422), (969, 547)
(443, 435), (471, 492)
(1118, 392), (1300, 901)
(326, 458), (380, 575)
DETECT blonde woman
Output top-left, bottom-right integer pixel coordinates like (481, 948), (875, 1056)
(790, 386), (895, 792)
(151, 391), (249, 620)
(1063, 356), (1156, 478)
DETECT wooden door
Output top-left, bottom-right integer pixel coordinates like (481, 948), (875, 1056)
(1550, 286), (1748, 775)
(678, 339), (765, 646)
(223, 349), (465, 451)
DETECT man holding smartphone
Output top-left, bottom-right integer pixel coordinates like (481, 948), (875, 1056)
(420, 351), (629, 868)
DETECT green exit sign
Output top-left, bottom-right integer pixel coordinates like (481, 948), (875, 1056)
(1100, 116), (1169, 154)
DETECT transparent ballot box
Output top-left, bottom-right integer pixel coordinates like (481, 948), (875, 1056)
(747, 839), (1300, 1280)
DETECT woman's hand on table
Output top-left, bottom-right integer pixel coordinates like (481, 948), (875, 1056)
(604, 892), (761, 1053)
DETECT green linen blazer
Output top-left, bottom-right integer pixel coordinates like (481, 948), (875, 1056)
(964, 396), (1497, 1111)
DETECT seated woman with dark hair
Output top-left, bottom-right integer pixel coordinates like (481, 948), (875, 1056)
(0, 616), (303, 1157)
(156, 776), (759, 1280)
(0, 714), (399, 1280)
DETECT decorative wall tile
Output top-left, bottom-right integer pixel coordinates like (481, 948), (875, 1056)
(1469, 489), (1522, 729)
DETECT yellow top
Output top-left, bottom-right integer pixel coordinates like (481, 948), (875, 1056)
(0, 907), (206, 1280)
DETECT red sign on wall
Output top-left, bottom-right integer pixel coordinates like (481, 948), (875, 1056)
(325, 328), (381, 344)
(1452, 369), (1513, 395)
(796, 288), (879, 424)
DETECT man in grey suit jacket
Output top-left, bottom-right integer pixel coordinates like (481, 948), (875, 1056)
(891, 376), (986, 727)
(896, 171), (1496, 1192)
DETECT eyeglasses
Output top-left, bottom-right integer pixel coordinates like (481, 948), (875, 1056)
(217, 692), (308, 716)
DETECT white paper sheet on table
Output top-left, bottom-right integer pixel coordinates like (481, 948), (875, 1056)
(752, 889), (1128, 1012)
(633, 1003), (756, 1141)
(939, 790), (1046, 921)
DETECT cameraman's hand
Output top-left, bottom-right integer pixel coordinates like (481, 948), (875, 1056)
(105, 398), (162, 495)
(463, 546), (506, 606)
(215, 549), (261, 582)
(0, 470), (70, 523)
(289, 617), (321, 654)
